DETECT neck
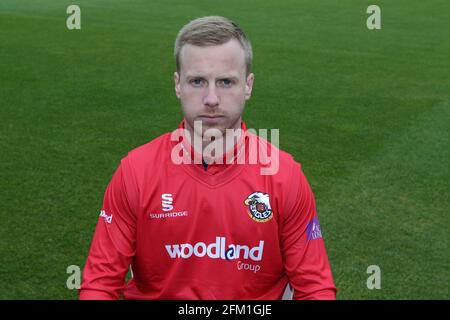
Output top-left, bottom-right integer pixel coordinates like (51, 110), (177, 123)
(184, 118), (243, 162)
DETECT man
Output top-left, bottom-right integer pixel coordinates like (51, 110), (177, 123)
(80, 16), (336, 300)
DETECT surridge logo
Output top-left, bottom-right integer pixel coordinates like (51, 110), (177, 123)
(149, 193), (189, 219)
(165, 236), (264, 262)
(162, 193), (174, 211)
(244, 192), (273, 222)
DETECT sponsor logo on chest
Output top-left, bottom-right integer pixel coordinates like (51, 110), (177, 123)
(165, 236), (264, 273)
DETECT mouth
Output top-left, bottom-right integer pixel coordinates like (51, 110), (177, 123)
(198, 114), (225, 119)
(197, 115), (225, 125)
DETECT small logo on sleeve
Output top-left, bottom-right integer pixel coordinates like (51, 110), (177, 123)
(244, 192), (273, 222)
(306, 216), (323, 240)
(99, 210), (113, 224)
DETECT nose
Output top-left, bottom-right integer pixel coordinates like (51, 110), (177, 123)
(203, 84), (220, 108)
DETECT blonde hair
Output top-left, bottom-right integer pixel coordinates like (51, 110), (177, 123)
(174, 16), (253, 75)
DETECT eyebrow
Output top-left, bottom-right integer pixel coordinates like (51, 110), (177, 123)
(185, 74), (240, 81)
(217, 76), (239, 82)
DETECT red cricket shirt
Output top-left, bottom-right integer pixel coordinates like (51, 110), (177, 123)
(80, 121), (336, 299)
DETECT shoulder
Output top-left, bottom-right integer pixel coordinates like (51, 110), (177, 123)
(129, 132), (172, 159)
(246, 131), (302, 179)
(247, 131), (311, 199)
(247, 132), (314, 221)
(121, 132), (173, 174)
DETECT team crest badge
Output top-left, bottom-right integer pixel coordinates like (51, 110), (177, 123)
(244, 192), (273, 222)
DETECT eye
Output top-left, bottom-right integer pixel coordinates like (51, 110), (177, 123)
(218, 79), (234, 88)
(190, 78), (205, 87)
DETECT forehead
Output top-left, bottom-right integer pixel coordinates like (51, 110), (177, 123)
(179, 39), (246, 76)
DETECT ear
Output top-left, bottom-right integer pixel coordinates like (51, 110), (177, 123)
(244, 73), (254, 101)
(174, 71), (181, 99)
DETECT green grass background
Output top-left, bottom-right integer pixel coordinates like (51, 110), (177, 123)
(0, 0), (449, 299)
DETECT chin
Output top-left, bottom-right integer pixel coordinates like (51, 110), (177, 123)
(202, 125), (226, 137)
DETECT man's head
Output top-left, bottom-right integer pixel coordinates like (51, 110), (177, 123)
(174, 16), (254, 138)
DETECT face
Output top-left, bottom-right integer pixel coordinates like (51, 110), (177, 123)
(174, 39), (254, 137)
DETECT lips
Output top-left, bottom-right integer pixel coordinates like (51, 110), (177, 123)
(198, 115), (224, 119)
(197, 115), (225, 125)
